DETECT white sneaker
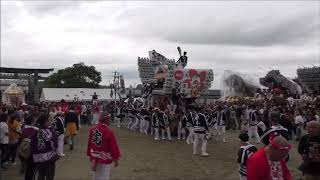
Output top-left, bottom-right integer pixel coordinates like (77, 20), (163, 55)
(201, 153), (210, 157)
(117, 126), (121, 128)
(186, 140), (190, 144)
(177, 138), (180, 140)
(11, 162), (17, 166)
(59, 154), (66, 157)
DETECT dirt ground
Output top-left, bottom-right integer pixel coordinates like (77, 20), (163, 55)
(2, 124), (303, 180)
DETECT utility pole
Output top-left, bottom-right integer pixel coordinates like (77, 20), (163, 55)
(112, 71), (120, 103)
(133, 83), (136, 97)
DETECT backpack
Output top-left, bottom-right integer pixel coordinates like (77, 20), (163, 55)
(18, 138), (31, 159)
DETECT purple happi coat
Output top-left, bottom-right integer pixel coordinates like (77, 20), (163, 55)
(31, 126), (59, 165)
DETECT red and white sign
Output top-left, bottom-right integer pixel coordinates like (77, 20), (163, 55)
(173, 69), (209, 98)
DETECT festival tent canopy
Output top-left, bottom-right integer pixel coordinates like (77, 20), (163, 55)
(40, 88), (119, 102)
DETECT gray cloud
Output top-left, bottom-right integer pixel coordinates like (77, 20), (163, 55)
(21, 1), (83, 16)
(112, 1), (319, 47)
(164, 13), (318, 46)
(1, 1), (319, 89)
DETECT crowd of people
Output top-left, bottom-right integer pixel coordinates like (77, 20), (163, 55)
(109, 91), (320, 180)
(0, 100), (121, 180)
(0, 91), (319, 180)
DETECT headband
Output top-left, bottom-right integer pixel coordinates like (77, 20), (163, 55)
(99, 114), (110, 123)
(269, 136), (292, 152)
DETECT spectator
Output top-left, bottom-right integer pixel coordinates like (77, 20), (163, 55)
(20, 115), (38, 180)
(294, 110), (304, 141)
(235, 104), (243, 130)
(52, 111), (65, 157)
(0, 113), (9, 169)
(64, 106), (79, 151)
(7, 112), (21, 165)
(87, 112), (120, 180)
(237, 132), (257, 180)
(247, 136), (292, 180)
(31, 114), (59, 180)
(298, 121), (320, 180)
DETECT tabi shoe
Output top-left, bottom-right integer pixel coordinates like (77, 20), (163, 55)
(201, 152), (210, 157)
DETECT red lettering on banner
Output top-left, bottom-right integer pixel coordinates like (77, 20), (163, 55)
(174, 70), (184, 81)
(199, 71), (207, 82)
(189, 69), (197, 79)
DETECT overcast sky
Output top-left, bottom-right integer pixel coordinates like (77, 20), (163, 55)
(1, 1), (319, 89)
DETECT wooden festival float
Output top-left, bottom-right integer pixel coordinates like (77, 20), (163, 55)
(137, 47), (214, 111)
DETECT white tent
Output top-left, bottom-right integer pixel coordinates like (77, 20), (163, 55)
(40, 88), (119, 102)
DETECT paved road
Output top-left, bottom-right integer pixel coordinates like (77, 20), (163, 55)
(3, 124), (302, 180)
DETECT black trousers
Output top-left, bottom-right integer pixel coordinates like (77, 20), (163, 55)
(111, 113), (115, 122)
(287, 124), (293, 140)
(258, 127), (264, 137)
(0, 144), (8, 166)
(24, 157), (36, 180)
(8, 142), (19, 163)
(36, 162), (56, 180)
(81, 115), (88, 125)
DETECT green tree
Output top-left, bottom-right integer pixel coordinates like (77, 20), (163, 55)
(47, 63), (102, 88)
